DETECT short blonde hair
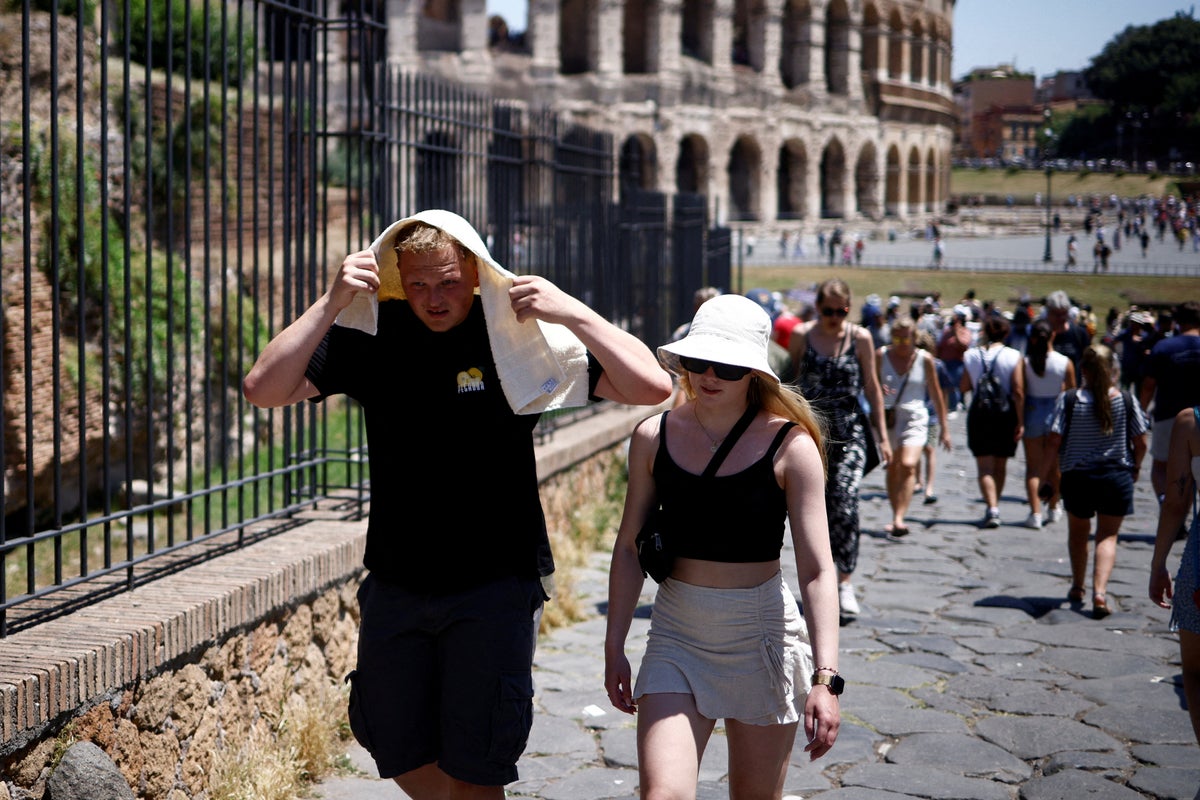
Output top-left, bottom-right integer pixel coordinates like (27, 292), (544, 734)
(393, 222), (470, 260)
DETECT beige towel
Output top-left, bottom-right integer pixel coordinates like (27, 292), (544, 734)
(335, 210), (590, 414)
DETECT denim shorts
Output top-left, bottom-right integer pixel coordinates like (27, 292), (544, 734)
(1060, 464), (1134, 518)
(346, 572), (545, 786)
(1024, 395), (1058, 439)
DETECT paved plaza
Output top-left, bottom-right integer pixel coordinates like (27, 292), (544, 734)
(314, 409), (1200, 800)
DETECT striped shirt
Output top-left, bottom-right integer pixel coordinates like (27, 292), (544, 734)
(1049, 389), (1149, 472)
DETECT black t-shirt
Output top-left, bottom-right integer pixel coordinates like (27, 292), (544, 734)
(1052, 322), (1091, 372)
(305, 298), (600, 593)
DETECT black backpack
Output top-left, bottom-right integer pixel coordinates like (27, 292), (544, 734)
(970, 348), (1011, 415)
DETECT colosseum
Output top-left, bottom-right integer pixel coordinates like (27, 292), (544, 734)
(375, 0), (955, 238)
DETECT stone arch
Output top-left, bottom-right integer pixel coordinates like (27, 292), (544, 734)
(861, 2), (882, 82)
(418, 0), (460, 52)
(620, 134), (659, 196)
(906, 146), (922, 211)
(624, 0), (650, 73)
(885, 144), (901, 216)
(925, 146), (937, 212)
(854, 141), (881, 220)
(777, 138), (808, 220)
(561, 0), (595, 74)
(909, 16), (925, 86)
(682, 0), (715, 64)
(820, 137), (847, 218)
(824, 0), (850, 95)
(728, 135), (762, 221)
(733, 0), (767, 72)
(779, 0), (810, 89)
(886, 8), (904, 80)
(676, 134), (710, 194)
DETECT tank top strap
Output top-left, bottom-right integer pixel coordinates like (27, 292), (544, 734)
(657, 410), (670, 451)
(765, 421), (798, 460)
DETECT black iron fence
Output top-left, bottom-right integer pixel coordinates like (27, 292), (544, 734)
(0, 1), (728, 635)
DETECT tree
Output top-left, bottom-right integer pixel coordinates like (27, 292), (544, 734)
(1083, 11), (1200, 162)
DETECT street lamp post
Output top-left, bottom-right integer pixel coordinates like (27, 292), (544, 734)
(1042, 109), (1054, 263)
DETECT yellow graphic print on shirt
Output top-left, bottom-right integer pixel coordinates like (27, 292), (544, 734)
(457, 367), (485, 393)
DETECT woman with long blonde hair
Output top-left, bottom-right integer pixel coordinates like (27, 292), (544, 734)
(1042, 344), (1149, 619)
(606, 294), (841, 799)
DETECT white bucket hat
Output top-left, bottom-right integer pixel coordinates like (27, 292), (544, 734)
(658, 294), (779, 383)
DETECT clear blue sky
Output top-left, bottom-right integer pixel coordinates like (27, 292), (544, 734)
(951, 1), (1194, 79)
(484, 1), (1195, 80)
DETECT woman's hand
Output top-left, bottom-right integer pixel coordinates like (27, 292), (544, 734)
(803, 684), (841, 760)
(604, 650), (637, 715)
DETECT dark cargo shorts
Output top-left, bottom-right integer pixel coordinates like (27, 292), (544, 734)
(346, 572), (546, 786)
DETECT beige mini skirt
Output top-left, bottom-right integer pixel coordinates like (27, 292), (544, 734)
(633, 571), (813, 726)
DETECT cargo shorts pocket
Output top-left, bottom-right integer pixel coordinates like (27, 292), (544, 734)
(345, 670), (376, 754)
(487, 671), (534, 765)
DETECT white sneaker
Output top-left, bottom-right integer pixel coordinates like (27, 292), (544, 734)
(838, 582), (860, 616)
(982, 509), (1001, 529)
(1024, 513), (1042, 530)
(1046, 507), (1063, 524)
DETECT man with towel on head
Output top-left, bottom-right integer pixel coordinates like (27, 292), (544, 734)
(243, 210), (673, 798)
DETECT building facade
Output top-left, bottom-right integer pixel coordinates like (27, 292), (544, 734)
(335, 0), (957, 235)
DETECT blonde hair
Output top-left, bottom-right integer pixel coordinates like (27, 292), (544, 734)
(890, 316), (916, 337)
(1080, 344), (1117, 435)
(393, 222), (470, 260)
(677, 372), (828, 475)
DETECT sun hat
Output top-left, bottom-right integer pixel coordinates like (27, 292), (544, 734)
(1129, 311), (1155, 326)
(658, 294), (779, 383)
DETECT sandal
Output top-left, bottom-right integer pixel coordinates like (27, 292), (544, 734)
(1067, 585), (1085, 604)
(889, 525), (910, 539)
(923, 494), (938, 505)
(1092, 594), (1111, 619)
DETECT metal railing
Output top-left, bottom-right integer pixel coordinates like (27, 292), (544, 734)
(1, 1), (727, 635)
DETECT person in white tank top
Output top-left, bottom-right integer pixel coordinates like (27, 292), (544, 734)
(876, 317), (951, 538)
(1022, 320), (1076, 529)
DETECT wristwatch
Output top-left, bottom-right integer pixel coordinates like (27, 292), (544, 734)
(812, 671), (845, 695)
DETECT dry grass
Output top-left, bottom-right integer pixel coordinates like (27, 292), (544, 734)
(208, 677), (350, 800)
(539, 448), (628, 634)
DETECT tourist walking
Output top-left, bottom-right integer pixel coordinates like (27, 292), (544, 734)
(961, 315), (1025, 528)
(1148, 405), (1200, 746)
(242, 210), (672, 798)
(605, 294), (841, 799)
(788, 279), (890, 623)
(1022, 319), (1076, 529)
(877, 317), (950, 538)
(1044, 344), (1149, 619)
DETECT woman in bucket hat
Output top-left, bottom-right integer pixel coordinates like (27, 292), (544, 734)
(605, 294), (842, 798)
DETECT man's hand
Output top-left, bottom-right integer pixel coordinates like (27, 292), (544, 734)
(329, 249), (381, 311)
(507, 274), (587, 325)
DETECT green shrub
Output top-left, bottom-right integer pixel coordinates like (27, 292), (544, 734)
(30, 0), (98, 25)
(116, 0), (257, 86)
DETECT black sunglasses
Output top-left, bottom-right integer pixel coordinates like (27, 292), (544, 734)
(678, 356), (752, 381)
(820, 306), (849, 318)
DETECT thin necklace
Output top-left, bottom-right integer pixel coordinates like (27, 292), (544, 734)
(694, 406), (724, 453)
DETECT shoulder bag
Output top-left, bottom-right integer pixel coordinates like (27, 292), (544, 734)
(636, 405), (759, 583)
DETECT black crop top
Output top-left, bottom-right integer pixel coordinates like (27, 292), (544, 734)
(652, 411), (796, 563)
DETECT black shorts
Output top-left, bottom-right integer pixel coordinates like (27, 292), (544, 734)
(346, 573), (546, 786)
(1061, 465), (1135, 518)
(966, 408), (1019, 458)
